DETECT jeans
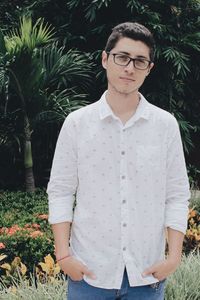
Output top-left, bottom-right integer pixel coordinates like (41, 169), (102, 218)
(67, 268), (166, 300)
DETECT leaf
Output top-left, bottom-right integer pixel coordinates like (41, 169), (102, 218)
(38, 262), (50, 273)
(11, 256), (21, 268)
(44, 254), (55, 269)
(0, 254), (7, 261)
(20, 262), (27, 275)
(54, 264), (61, 276)
(5, 16), (55, 54)
(0, 263), (11, 271)
(0, 30), (6, 54)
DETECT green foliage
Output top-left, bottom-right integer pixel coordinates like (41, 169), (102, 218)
(0, 189), (54, 273)
(5, 16), (54, 54)
(0, 16), (95, 189)
(0, 189), (48, 226)
(0, 233), (54, 274)
(187, 165), (200, 189)
(0, 0), (200, 188)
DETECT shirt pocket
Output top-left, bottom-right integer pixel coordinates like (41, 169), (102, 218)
(136, 145), (161, 172)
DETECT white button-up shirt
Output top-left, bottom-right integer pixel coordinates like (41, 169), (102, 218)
(47, 91), (190, 289)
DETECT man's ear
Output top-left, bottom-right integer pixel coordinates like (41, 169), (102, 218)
(146, 62), (154, 76)
(102, 50), (108, 70)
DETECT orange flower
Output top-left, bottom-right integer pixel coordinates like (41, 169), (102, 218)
(188, 209), (196, 218)
(24, 224), (31, 228)
(8, 225), (21, 236)
(0, 242), (5, 249)
(30, 231), (43, 238)
(32, 223), (41, 230)
(37, 214), (48, 220)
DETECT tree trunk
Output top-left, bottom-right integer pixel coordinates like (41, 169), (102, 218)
(8, 69), (36, 192)
(24, 117), (35, 192)
(25, 166), (35, 192)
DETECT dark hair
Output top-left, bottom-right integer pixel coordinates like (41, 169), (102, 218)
(105, 22), (155, 62)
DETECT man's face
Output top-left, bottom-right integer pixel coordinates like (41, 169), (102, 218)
(102, 37), (154, 96)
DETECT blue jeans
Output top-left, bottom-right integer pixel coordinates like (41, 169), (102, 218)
(67, 268), (166, 300)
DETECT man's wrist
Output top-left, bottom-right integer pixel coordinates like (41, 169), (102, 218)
(56, 254), (71, 262)
(55, 249), (70, 261)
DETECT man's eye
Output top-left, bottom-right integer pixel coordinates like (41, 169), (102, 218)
(135, 59), (147, 66)
(117, 55), (129, 62)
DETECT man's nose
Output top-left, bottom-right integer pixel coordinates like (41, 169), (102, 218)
(124, 60), (135, 72)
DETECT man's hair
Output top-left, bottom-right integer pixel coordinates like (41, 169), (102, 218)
(105, 22), (155, 62)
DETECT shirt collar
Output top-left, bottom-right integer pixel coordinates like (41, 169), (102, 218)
(99, 90), (151, 122)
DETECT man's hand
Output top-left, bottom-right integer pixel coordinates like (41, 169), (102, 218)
(58, 256), (97, 281)
(142, 257), (181, 281)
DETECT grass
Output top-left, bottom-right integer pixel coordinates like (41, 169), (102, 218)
(0, 274), (67, 300)
(165, 251), (200, 300)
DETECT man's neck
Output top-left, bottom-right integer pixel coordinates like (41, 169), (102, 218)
(105, 88), (140, 123)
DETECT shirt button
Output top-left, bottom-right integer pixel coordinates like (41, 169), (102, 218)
(122, 199), (126, 204)
(121, 175), (126, 179)
(121, 151), (125, 155)
(123, 247), (126, 251)
(123, 223), (127, 227)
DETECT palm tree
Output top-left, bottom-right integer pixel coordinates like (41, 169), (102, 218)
(0, 16), (94, 191)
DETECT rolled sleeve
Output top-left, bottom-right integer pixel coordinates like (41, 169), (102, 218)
(47, 114), (78, 224)
(164, 118), (190, 234)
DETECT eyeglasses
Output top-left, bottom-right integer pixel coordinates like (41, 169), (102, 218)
(106, 52), (152, 70)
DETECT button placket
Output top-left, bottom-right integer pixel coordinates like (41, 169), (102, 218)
(120, 126), (129, 257)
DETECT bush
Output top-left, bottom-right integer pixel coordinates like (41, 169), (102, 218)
(0, 189), (54, 273)
(0, 232), (54, 275)
(0, 189), (48, 227)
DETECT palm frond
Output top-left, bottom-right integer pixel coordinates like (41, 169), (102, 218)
(40, 43), (95, 92)
(35, 89), (89, 124)
(5, 16), (55, 54)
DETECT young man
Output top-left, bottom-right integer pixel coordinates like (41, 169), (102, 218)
(47, 22), (190, 300)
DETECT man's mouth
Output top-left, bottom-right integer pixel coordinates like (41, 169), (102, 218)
(119, 77), (135, 82)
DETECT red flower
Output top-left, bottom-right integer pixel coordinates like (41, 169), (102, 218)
(0, 242), (5, 249)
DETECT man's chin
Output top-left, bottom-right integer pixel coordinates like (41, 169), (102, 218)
(108, 81), (139, 95)
(115, 87), (137, 96)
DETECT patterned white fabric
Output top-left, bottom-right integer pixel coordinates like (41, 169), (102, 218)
(47, 91), (190, 289)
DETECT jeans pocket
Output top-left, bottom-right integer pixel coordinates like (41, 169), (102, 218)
(68, 276), (84, 284)
(150, 279), (166, 290)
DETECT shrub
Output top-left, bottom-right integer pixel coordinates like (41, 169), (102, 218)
(0, 189), (48, 227)
(0, 253), (61, 288)
(0, 189), (54, 273)
(0, 231), (54, 275)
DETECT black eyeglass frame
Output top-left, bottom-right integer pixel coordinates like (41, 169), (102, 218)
(106, 51), (152, 70)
